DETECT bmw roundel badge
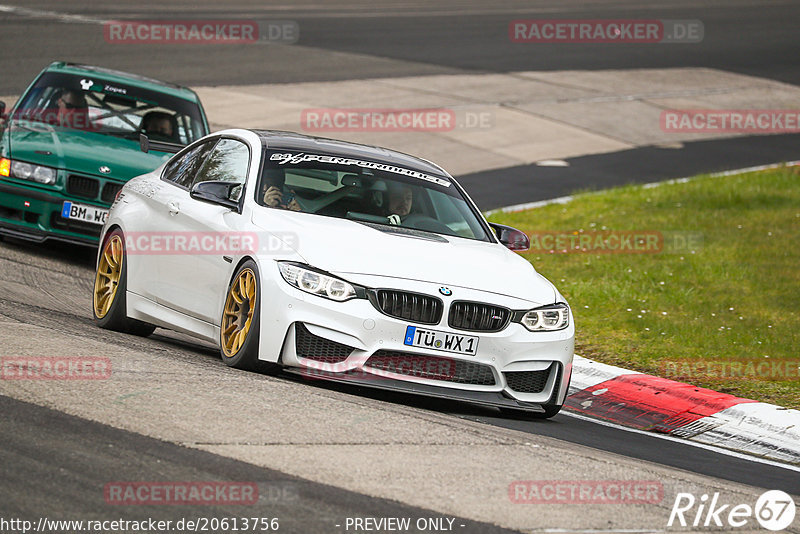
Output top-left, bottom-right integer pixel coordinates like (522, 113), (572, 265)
(439, 287), (452, 296)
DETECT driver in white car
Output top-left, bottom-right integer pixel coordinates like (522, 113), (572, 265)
(386, 182), (413, 223)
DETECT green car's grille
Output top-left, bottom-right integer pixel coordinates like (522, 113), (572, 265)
(66, 175), (100, 200)
(64, 175), (123, 204)
(101, 182), (123, 203)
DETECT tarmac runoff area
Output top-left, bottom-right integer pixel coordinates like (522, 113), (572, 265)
(191, 67), (800, 177)
(3, 67), (799, 181)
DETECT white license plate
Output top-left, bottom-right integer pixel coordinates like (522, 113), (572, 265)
(61, 201), (108, 225)
(404, 326), (478, 356)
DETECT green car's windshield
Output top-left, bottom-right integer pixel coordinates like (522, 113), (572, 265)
(256, 150), (491, 242)
(12, 72), (206, 144)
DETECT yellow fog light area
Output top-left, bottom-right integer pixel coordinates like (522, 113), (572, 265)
(0, 158), (10, 177)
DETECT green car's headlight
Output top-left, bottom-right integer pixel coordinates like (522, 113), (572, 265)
(1, 158), (57, 185)
(520, 303), (570, 331)
(278, 262), (358, 302)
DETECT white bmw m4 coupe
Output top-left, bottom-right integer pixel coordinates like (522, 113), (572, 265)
(93, 129), (574, 418)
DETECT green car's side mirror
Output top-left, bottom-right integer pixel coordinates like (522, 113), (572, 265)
(0, 101), (7, 126)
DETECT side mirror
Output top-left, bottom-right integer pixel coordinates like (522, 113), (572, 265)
(139, 133), (183, 154)
(488, 222), (530, 251)
(190, 180), (241, 211)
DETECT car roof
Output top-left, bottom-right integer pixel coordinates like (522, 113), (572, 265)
(251, 129), (450, 177)
(44, 61), (201, 102)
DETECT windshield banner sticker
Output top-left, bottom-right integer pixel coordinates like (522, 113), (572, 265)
(269, 152), (451, 187)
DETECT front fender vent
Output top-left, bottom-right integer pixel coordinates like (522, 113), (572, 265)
(294, 323), (354, 364)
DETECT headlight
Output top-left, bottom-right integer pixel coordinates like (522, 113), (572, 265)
(520, 303), (570, 331)
(278, 262), (358, 302)
(1, 158), (57, 185)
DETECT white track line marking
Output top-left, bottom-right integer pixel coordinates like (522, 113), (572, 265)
(0, 4), (108, 24)
(562, 410), (800, 473)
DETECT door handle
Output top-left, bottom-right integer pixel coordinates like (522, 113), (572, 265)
(167, 201), (180, 216)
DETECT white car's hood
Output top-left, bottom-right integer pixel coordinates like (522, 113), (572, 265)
(253, 211), (557, 305)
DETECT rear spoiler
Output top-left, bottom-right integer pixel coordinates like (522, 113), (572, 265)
(139, 133), (184, 154)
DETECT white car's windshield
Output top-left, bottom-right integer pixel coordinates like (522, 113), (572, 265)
(12, 72), (206, 144)
(256, 150), (490, 241)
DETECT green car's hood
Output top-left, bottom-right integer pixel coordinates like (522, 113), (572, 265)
(8, 122), (170, 180)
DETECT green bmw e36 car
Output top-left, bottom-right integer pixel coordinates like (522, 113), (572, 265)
(0, 62), (209, 245)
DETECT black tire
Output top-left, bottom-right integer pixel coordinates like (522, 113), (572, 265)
(93, 229), (156, 337)
(219, 260), (280, 374)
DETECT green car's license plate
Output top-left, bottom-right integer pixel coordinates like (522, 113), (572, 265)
(61, 201), (109, 225)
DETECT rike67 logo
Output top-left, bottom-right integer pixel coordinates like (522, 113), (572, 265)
(668, 490), (796, 531)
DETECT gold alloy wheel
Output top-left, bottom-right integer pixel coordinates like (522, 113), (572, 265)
(221, 268), (257, 358)
(93, 234), (123, 319)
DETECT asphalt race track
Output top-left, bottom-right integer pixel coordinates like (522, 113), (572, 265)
(1, 1), (799, 532)
(1, 237), (798, 532)
(1, 396), (517, 534)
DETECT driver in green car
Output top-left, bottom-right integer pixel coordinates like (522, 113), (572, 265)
(140, 111), (178, 143)
(55, 89), (90, 129)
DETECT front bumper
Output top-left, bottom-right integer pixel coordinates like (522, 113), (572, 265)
(256, 261), (575, 409)
(0, 180), (105, 246)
